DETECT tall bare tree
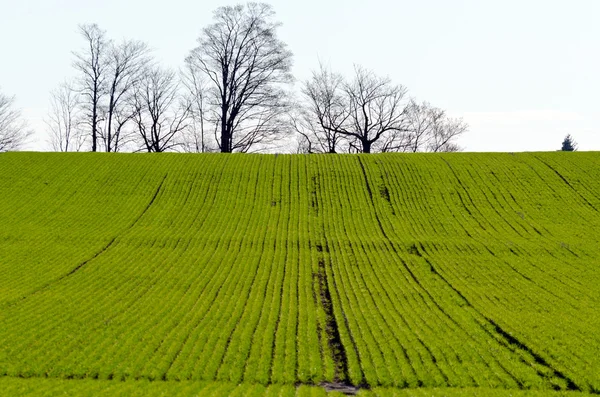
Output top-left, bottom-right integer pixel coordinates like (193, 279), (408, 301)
(300, 65), (407, 154)
(186, 2), (293, 153)
(294, 64), (348, 153)
(102, 40), (149, 152)
(341, 66), (408, 153)
(46, 82), (85, 152)
(73, 24), (109, 152)
(131, 66), (191, 152)
(181, 63), (211, 152)
(0, 90), (30, 152)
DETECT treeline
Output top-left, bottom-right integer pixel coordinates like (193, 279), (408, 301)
(2, 3), (466, 154)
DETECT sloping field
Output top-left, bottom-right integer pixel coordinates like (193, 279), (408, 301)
(0, 152), (599, 396)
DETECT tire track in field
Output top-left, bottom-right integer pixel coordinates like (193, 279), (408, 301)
(439, 158), (494, 233)
(356, 156), (583, 392)
(422, 159), (583, 390)
(507, 158), (590, 261)
(420, 255), (581, 391)
(440, 158), (588, 295)
(3, 174), (168, 308)
(309, 163), (363, 394)
(532, 155), (599, 213)
(310, 169), (350, 382)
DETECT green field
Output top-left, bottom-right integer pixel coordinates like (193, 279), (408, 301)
(0, 152), (599, 396)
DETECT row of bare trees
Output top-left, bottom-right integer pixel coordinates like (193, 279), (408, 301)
(293, 64), (466, 154)
(49, 24), (187, 153)
(40, 2), (466, 154)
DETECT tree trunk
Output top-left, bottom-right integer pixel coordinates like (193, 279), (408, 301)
(362, 140), (371, 154)
(106, 93), (115, 152)
(220, 105), (230, 153)
(91, 97), (97, 152)
(200, 110), (205, 153)
(220, 128), (229, 153)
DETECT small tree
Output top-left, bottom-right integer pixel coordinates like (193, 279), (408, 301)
(561, 134), (577, 151)
(46, 82), (86, 152)
(131, 65), (191, 152)
(296, 63), (348, 153)
(0, 90), (31, 151)
(181, 62), (211, 153)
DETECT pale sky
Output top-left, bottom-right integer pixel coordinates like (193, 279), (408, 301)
(0, 0), (598, 152)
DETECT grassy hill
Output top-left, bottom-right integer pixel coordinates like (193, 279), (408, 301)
(0, 152), (599, 396)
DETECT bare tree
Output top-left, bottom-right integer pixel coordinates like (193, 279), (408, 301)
(109, 101), (138, 152)
(102, 40), (149, 152)
(300, 65), (407, 154)
(294, 131), (312, 154)
(341, 66), (408, 153)
(299, 63), (466, 154)
(295, 64), (348, 153)
(186, 2), (293, 153)
(0, 90), (30, 151)
(181, 63), (211, 152)
(402, 100), (465, 153)
(46, 82), (86, 152)
(427, 114), (466, 152)
(400, 100), (441, 152)
(73, 24), (109, 152)
(131, 66), (191, 152)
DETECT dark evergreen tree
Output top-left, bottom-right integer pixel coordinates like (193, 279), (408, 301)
(561, 134), (577, 151)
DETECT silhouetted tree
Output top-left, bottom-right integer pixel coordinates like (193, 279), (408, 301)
(0, 90), (30, 151)
(300, 65), (407, 153)
(294, 63), (348, 153)
(46, 82), (86, 152)
(186, 3), (293, 153)
(300, 64), (466, 153)
(181, 63), (212, 153)
(102, 40), (149, 152)
(131, 66), (191, 152)
(561, 134), (577, 151)
(73, 24), (109, 152)
(343, 66), (408, 153)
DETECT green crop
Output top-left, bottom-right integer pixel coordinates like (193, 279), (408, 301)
(0, 152), (598, 396)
